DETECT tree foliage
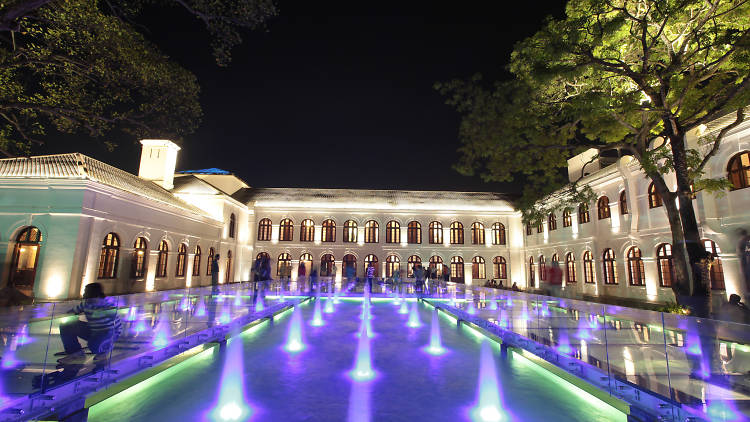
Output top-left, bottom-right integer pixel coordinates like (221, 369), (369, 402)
(0, 0), (276, 156)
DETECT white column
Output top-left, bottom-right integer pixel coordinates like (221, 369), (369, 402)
(400, 226), (408, 247)
(463, 262), (473, 285)
(185, 253), (194, 287)
(145, 250), (159, 291)
(291, 260), (300, 282)
(443, 228), (450, 247)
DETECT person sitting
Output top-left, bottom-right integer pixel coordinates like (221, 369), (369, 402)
(719, 294), (750, 324)
(511, 282), (520, 292)
(58, 283), (122, 364)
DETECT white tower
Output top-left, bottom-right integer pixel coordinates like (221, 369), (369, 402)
(138, 139), (181, 190)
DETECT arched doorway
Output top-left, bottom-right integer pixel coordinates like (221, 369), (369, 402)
(9, 226), (43, 296)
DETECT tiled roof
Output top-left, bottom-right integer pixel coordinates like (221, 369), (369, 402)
(0, 153), (210, 216)
(239, 188), (516, 212)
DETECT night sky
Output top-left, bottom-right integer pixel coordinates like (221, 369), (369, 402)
(45, 0), (566, 193)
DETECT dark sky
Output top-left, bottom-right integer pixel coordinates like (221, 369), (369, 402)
(46, 0), (566, 192)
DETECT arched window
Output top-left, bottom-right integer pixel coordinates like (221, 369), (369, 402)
(471, 222), (485, 244)
(492, 256), (507, 279)
(132, 237), (148, 278)
(320, 254), (335, 277)
(385, 221), (401, 244)
(343, 254), (357, 276)
(97, 233), (120, 279)
(300, 219), (315, 242)
(563, 209), (572, 227)
(598, 196), (611, 219)
(536, 221), (543, 233)
(408, 255), (422, 278)
(257, 218), (272, 241)
(548, 213), (557, 231)
(450, 256), (464, 282)
(492, 223), (506, 245)
(322, 219), (336, 242)
(656, 244), (674, 287)
(207, 247), (216, 275)
(583, 251), (594, 284)
(703, 239), (725, 290)
(565, 253), (576, 284)
(156, 240), (169, 278)
(528, 257), (535, 286)
(602, 248), (618, 284)
(228, 213), (236, 239)
(364, 254), (379, 275)
(343, 220), (358, 243)
(627, 247), (645, 286)
(9, 226), (43, 292)
(256, 251), (269, 262)
(619, 191), (629, 215)
(539, 255), (547, 281)
(364, 220), (379, 243)
(429, 255), (444, 277)
(450, 222), (464, 244)
(727, 151), (750, 190)
(472, 256), (486, 279)
(526, 222), (533, 236)
(407, 221), (421, 244)
(277, 253), (291, 277)
(279, 218), (294, 241)
(385, 255), (400, 277)
(578, 203), (590, 224)
(192, 245), (202, 276)
(648, 183), (663, 208)
(299, 253), (313, 275)
(429, 221), (443, 244)
(551, 253), (559, 264)
(175, 243), (187, 277)
(226, 250), (233, 282)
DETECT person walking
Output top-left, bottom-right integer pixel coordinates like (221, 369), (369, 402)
(309, 266), (319, 295)
(211, 253), (221, 296)
(393, 268), (402, 294)
(366, 263), (375, 294)
(414, 264), (425, 298)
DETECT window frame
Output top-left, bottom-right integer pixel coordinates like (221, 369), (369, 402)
(583, 251), (594, 284)
(228, 213), (236, 238)
(364, 220), (379, 243)
(385, 221), (401, 244)
(257, 218), (272, 241)
(97, 232), (120, 279)
(471, 222), (485, 245)
(601, 248), (618, 285)
(565, 252), (576, 284)
(322, 219), (336, 242)
(132, 237), (148, 279)
(156, 240), (169, 278)
(597, 196), (611, 220)
(279, 218), (294, 242)
(300, 219), (315, 242)
(450, 221), (464, 245)
(343, 220), (358, 243)
(619, 191), (629, 215)
(727, 151), (750, 190)
(627, 247), (645, 286)
(648, 183), (663, 208)
(429, 221), (443, 244)
(407, 221), (422, 244)
(175, 243), (187, 277)
(192, 245), (202, 276)
(492, 256), (507, 279)
(578, 203), (590, 224)
(563, 209), (572, 227)
(656, 243), (674, 287)
(472, 256), (486, 279)
(491, 222), (506, 245)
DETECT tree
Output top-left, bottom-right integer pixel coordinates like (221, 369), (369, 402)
(0, 0), (276, 156)
(438, 0), (750, 315)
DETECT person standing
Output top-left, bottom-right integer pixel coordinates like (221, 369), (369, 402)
(546, 261), (563, 297)
(211, 253), (221, 296)
(738, 229), (750, 293)
(309, 266), (318, 295)
(298, 262), (307, 292)
(366, 263), (375, 294)
(414, 264), (425, 297)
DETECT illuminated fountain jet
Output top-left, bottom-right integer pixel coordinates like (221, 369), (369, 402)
(311, 297), (324, 327)
(488, 299), (498, 311)
(471, 340), (510, 422)
(284, 306), (305, 353)
(324, 297), (335, 314)
(466, 301), (478, 315)
(350, 321), (375, 382)
(233, 290), (243, 307)
(152, 304), (171, 349)
(424, 308), (445, 355)
(195, 295), (207, 317)
(211, 335), (251, 421)
(407, 301), (422, 328)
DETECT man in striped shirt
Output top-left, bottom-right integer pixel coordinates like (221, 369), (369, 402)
(58, 283), (122, 364)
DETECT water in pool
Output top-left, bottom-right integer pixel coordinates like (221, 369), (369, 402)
(89, 298), (626, 421)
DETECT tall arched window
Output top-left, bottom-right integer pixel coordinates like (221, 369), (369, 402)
(299, 253), (313, 275)
(97, 232), (120, 279)
(257, 218), (272, 241)
(565, 252), (576, 284)
(578, 203), (590, 224)
(320, 254), (335, 276)
(132, 237), (148, 278)
(548, 213), (557, 231)
(648, 183), (663, 208)
(343, 254), (357, 276)
(492, 223), (506, 245)
(703, 239), (725, 290)
(536, 221), (543, 233)
(407, 255), (422, 278)
(156, 240), (169, 278)
(175, 243), (187, 277)
(492, 256), (507, 279)
(9, 226), (43, 292)
(322, 219), (336, 242)
(538, 255), (547, 281)
(471, 222), (485, 244)
(277, 253), (291, 277)
(429, 255), (444, 276)
(364, 254), (379, 275)
(385, 221), (401, 244)
(450, 222), (464, 244)
(364, 220), (379, 243)
(226, 250), (233, 282)
(551, 253), (559, 265)
(429, 221), (443, 244)
(727, 151), (750, 190)
(619, 191), (629, 215)
(279, 218), (294, 241)
(450, 256), (464, 282)
(472, 256), (486, 279)
(598, 196), (611, 219)
(192, 245), (202, 276)
(562, 209), (572, 227)
(526, 222), (533, 236)
(602, 248), (617, 284)
(528, 257), (535, 286)
(385, 255), (400, 277)
(207, 247), (216, 275)
(407, 221), (422, 244)
(583, 251), (594, 284)
(300, 219), (315, 242)
(343, 220), (358, 243)
(627, 247), (645, 286)
(656, 244), (674, 287)
(228, 213), (236, 239)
